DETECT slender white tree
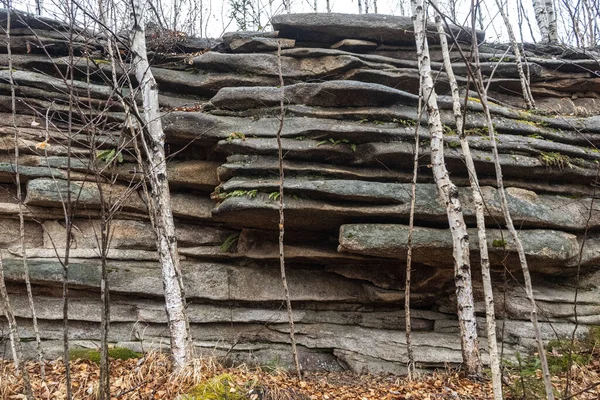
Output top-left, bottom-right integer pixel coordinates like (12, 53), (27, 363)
(410, 0), (481, 375)
(130, 0), (192, 370)
(432, 2), (502, 396)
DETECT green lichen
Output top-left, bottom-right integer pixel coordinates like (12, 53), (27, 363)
(182, 374), (248, 400)
(492, 239), (507, 248)
(69, 347), (141, 363)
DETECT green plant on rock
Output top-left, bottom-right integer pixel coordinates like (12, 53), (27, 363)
(491, 239), (507, 248)
(443, 125), (457, 136)
(226, 132), (246, 143)
(539, 152), (572, 169)
(268, 191), (280, 201)
(220, 233), (240, 253)
(212, 189), (257, 202)
(465, 126), (488, 136)
(96, 148), (123, 164)
(528, 133), (544, 139)
(392, 118), (417, 127)
(69, 347), (141, 363)
(447, 141), (461, 148)
(316, 137), (356, 152)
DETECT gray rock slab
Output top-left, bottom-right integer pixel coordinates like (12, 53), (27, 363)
(2, 258), (402, 303)
(209, 80), (419, 109)
(212, 181), (600, 231)
(338, 224), (592, 273)
(271, 13), (484, 45)
(229, 37), (295, 52)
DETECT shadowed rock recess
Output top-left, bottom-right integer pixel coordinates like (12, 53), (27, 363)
(1, 9), (600, 373)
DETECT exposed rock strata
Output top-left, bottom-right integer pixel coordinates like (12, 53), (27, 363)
(0, 10), (599, 373)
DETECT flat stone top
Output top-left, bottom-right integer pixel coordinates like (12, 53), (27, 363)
(272, 13), (485, 46)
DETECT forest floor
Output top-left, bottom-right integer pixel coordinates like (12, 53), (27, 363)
(1, 344), (599, 400)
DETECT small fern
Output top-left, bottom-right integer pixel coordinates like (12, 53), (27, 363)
(96, 148), (123, 164)
(220, 234), (239, 253)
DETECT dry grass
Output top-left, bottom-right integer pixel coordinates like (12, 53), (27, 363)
(1, 350), (599, 399)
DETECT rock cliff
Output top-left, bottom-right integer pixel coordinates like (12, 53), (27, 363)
(1, 9), (600, 373)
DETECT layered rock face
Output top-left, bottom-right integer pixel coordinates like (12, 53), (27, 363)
(1, 10), (600, 373)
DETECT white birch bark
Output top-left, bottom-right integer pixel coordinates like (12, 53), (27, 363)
(410, 0), (481, 376)
(544, 0), (558, 43)
(130, 0), (191, 370)
(529, 0), (559, 43)
(433, 8), (502, 398)
(495, 0), (535, 109)
(470, 35), (555, 400)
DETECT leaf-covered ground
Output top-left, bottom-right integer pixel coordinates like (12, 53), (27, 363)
(1, 349), (599, 400)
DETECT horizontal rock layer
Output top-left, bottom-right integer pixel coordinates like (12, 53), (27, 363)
(0, 10), (599, 373)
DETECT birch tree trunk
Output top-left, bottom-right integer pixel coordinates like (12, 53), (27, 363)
(495, 0), (535, 109)
(532, 0), (558, 42)
(544, 0), (558, 42)
(469, 24), (555, 400)
(410, 0), (481, 376)
(532, 0), (549, 39)
(433, 7), (502, 398)
(130, 0), (192, 370)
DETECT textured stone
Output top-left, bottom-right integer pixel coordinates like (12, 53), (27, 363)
(212, 181), (600, 231)
(24, 178), (213, 221)
(338, 224), (594, 273)
(229, 37), (295, 52)
(271, 13), (484, 45)
(331, 39), (378, 52)
(2, 258), (402, 303)
(209, 80), (418, 109)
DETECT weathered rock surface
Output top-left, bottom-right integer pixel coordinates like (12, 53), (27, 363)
(271, 13), (484, 45)
(1, 10), (599, 374)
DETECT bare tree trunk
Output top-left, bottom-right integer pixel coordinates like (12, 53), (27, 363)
(373, 0), (377, 13)
(96, 5), (112, 399)
(358, 0), (363, 14)
(494, 0), (535, 109)
(433, 6), (502, 398)
(468, 13), (555, 399)
(275, 40), (302, 379)
(5, 4), (45, 379)
(410, 0), (481, 376)
(404, 84), (423, 381)
(326, 0), (331, 12)
(130, 0), (192, 370)
(0, 254), (34, 400)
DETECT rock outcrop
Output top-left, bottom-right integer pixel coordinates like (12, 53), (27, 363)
(1, 9), (600, 373)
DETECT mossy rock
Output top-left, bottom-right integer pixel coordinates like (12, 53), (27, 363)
(182, 374), (248, 400)
(69, 347), (142, 363)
